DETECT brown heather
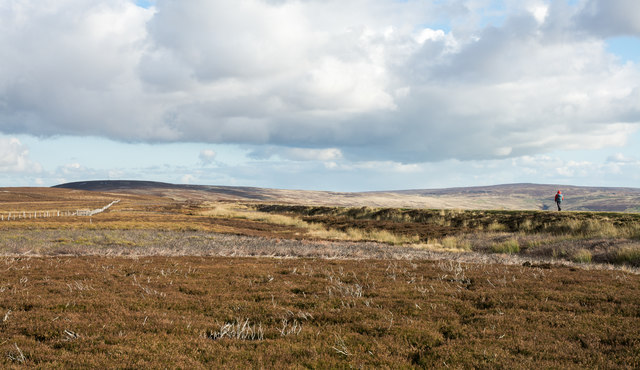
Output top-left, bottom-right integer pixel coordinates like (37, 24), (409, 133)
(0, 256), (639, 368)
(0, 187), (639, 367)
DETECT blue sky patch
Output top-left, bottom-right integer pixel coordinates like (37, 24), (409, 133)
(607, 36), (640, 63)
(134, 0), (155, 9)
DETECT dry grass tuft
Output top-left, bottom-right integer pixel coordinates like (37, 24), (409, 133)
(572, 249), (593, 264)
(441, 236), (472, 251)
(207, 319), (264, 341)
(491, 239), (520, 254)
(614, 246), (640, 266)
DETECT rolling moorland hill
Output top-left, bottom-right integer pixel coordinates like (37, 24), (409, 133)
(53, 180), (640, 212)
(0, 181), (636, 368)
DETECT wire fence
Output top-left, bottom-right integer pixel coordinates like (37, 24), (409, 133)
(0, 200), (120, 221)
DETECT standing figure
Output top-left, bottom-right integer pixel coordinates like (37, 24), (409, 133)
(555, 190), (564, 211)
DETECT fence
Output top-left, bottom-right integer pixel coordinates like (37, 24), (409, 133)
(1, 200), (120, 221)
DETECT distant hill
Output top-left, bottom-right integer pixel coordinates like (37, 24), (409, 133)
(53, 180), (640, 212)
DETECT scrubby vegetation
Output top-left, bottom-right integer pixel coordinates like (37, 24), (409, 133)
(250, 204), (640, 267)
(252, 204), (640, 239)
(0, 256), (638, 368)
(1, 188), (640, 367)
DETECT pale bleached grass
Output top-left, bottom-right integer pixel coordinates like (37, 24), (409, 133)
(408, 235), (472, 253)
(0, 229), (637, 273)
(200, 203), (418, 245)
(200, 203), (309, 228)
(311, 227), (420, 245)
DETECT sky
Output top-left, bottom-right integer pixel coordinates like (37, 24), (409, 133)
(1, 0), (639, 191)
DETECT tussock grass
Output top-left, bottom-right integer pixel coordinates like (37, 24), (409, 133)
(250, 204), (640, 266)
(4, 195), (640, 266)
(254, 204), (640, 237)
(201, 204), (308, 228)
(407, 236), (472, 253)
(614, 246), (640, 266)
(308, 227), (419, 245)
(486, 221), (508, 232)
(491, 239), (520, 254)
(572, 249), (593, 264)
(554, 218), (621, 238)
(200, 203), (418, 245)
(440, 236), (472, 251)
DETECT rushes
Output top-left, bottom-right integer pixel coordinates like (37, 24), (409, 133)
(332, 334), (352, 356)
(8, 343), (25, 364)
(132, 275), (166, 297)
(66, 280), (93, 292)
(279, 319), (302, 337)
(208, 319), (264, 341)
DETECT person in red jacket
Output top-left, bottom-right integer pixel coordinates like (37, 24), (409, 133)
(555, 190), (564, 211)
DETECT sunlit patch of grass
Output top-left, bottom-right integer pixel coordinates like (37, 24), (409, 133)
(201, 204), (308, 228)
(344, 228), (416, 245)
(440, 236), (471, 251)
(307, 227), (419, 245)
(518, 219), (534, 232)
(486, 221), (508, 232)
(200, 204), (420, 245)
(408, 237), (472, 253)
(572, 249), (592, 264)
(491, 239), (520, 254)
(614, 246), (640, 266)
(553, 218), (630, 238)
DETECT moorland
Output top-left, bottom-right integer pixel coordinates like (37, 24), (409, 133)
(0, 182), (638, 368)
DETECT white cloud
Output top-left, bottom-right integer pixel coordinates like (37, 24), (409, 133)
(607, 153), (638, 163)
(0, 0), (638, 166)
(181, 174), (196, 184)
(248, 146), (343, 162)
(199, 149), (217, 165)
(529, 4), (549, 24)
(284, 148), (343, 162)
(574, 0), (640, 37)
(108, 169), (125, 179)
(0, 137), (41, 173)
